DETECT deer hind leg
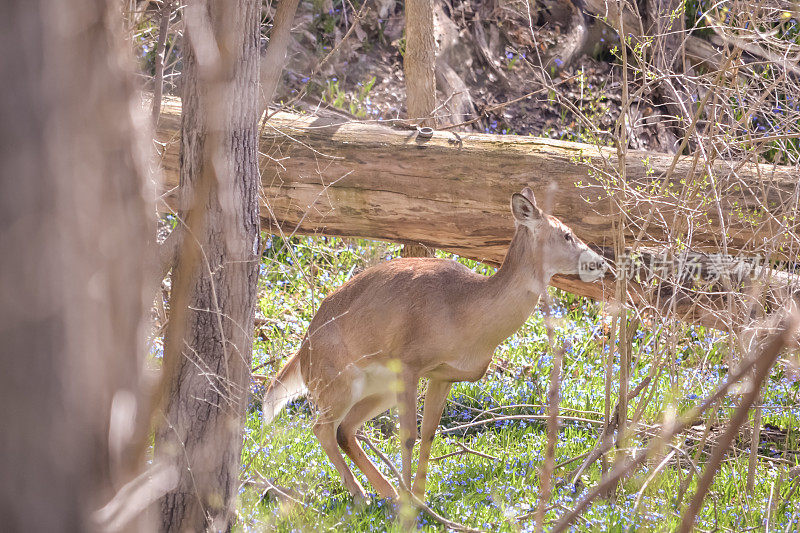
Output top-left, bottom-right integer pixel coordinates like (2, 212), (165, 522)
(412, 379), (452, 499)
(336, 393), (399, 500)
(308, 362), (369, 501)
(313, 419), (367, 501)
(397, 371), (419, 490)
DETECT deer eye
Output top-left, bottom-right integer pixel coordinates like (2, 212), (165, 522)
(564, 233), (573, 242)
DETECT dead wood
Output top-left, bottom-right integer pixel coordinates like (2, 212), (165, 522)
(433, 1), (477, 126)
(260, 0), (301, 112)
(469, 14), (511, 90)
(155, 97), (799, 329)
(543, 0), (589, 73)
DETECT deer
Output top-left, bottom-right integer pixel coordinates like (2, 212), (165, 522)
(261, 187), (607, 502)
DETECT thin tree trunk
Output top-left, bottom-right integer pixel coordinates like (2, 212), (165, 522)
(259, 0), (300, 113)
(0, 0), (153, 530)
(403, 0), (437, 257)
(404, 0), (437, 127)
(154, 1), (261, 531)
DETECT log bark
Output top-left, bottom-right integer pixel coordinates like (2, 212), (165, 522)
(155, 99), (799, 328)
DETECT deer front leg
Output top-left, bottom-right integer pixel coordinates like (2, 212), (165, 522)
(412, 379), (452, 499)
(397, 371), (419, 491)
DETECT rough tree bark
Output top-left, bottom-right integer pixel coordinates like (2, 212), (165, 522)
(403, 0), (437, 257)
(153, 1), (261, 531)
(404, 0), (437, 127)
(0, 1), (154, 530)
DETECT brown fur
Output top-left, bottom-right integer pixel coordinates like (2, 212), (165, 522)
(264, 188), (605, 501)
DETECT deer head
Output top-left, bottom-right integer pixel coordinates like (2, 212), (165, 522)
(510, 187), (607, 283)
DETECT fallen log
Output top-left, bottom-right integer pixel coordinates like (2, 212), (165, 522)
(155, 97), (799, 328)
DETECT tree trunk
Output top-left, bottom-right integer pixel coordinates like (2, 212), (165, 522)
(403, 0), (437, 256)
(404, 0), (437, 127)
(0, 1), (153, 530)
(154, 1), (260, 531)
(259, 0), (300, 113)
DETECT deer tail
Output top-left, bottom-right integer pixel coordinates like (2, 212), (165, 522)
(262, 353), (305, 426)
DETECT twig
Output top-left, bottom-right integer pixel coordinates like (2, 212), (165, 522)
(430, 441), (499, 462)
(250, 354), (282, 376)
(632, 450), (676, 513)
(263, 0), (371, 122)
(439, 77), (580, 131)
(555, 451), (590, 471)
(250, 373), (272, 383)
(534, 296), (565, 532)
(440, 413), (602, 435)
(678, 313), (799, 532)
(566, 375), (652, 486)
(151, 0), (173, 126)
(254, 473), (309, 509)
(551, 309), (798, 533)
(704, 13), (800, 77)
(356, 433), (482, 533)
(765, 477), (776, 531)
(747, 392), (763, 493)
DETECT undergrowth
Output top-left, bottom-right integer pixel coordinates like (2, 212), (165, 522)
(238, 235), (800, 532)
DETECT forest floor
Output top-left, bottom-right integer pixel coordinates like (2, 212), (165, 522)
(143, 2), (800, 529)
(223, 235), (800, 532)
(239, 4), (800, 530)
(271, 0), (670, 151)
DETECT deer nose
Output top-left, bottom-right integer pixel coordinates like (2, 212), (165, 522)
(591, 254), (608, 272)
(578, 250), (607, 281)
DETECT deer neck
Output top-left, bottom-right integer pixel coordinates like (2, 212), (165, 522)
(475, 226), (549, 344)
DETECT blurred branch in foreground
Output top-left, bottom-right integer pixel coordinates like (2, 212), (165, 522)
(552, 299), (800, 532)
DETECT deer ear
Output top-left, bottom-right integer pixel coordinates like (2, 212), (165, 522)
(520, 187), (537, 205)
(511, 193), (543, 222)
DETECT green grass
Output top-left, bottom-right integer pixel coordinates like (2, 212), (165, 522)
(239, 235), (800, 531)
